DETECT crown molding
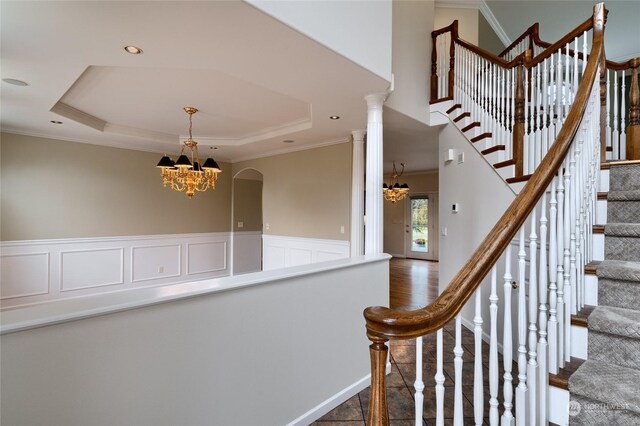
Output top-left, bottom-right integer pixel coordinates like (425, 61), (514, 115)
(479, 0), (511, 49)
(435, 0), (480, 10)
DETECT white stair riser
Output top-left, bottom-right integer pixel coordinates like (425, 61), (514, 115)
(496, 164), (515, 180)
(549, 386), (570, 426)
(585, 274), (598, 306)
(600, 169), (609, 192)
(597, 199), (607, 224)
(592, 234), (605, 261)
(483, 149), (505, 165)
(571, 324), (588, 360)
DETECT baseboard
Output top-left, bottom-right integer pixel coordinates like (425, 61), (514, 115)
(388, 253), (406, 258)
(286, 362), (391, 426)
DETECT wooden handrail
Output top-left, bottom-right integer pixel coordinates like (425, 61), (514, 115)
(498, 23), (538, 58)
(366, 4), (605, 421)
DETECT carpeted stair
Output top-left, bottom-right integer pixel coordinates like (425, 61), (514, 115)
(568, 163), (640, 425)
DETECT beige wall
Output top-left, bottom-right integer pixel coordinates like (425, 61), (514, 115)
(434, 7), (478, 44)
(479, 13), (505, 55)
(0, 133), (231, 241)
(386, 0), (434, 125)
(232, 143), (352, 241)
(233, 178), (263, 232)
(383, 171), (439, 256)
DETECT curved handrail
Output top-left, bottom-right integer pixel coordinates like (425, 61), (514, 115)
(365, 3), (605, 342)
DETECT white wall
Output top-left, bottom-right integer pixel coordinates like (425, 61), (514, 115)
(1, 232), (230, 308)
(438, 122), (516, 344)
(385, 0), (435, 124)
(248, 0), (392, 82)
(1, 255), (389, 426)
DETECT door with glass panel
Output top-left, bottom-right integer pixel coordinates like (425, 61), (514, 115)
(405, 195), (435, 260)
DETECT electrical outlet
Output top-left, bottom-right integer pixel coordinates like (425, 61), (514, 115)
(158, 266), (164, 273)
(340, 225), (345, 234)
(238, 221), (244, 228)
(265, 223), (270, 230)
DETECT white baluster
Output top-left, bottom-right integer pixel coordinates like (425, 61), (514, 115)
(582, 31), (588, 76)
(454, 315), (464, 426)
(526, 65), (532, 174)
(535, 63), (542, 168)
(549, 176), (559, 375)
(538, 189), (549, 425)
(542, 58), (549, 158)
(435, 328), (445, 426)
(569, 142), (577, 317)
(414, 336), (424, 426)
(549, 54), (557, 141)
(502, 245), (515, 426)
(613, 71), (619, 159)
(564, 43), (571, 117)
(516, 228), (528, 425)
(489, 266), (500, 425)
(474, 289), (484, 426)
(528, 209), (538, 426)
(606, 70), (611, 159)
(621, 72), (627, 159)
(557, 166), (566, 369)
(565, 151), (573, 362)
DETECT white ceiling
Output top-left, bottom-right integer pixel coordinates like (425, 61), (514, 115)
(0, 1), (390, 163)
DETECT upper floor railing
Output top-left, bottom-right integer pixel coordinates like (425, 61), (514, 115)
(366, 4), (608, 425)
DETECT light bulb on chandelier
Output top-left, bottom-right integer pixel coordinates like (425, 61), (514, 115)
(383, 161), (409, 203)
(156, 107), (221, 198)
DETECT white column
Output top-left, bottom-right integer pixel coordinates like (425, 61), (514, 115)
(350, 130), (366, 257)
(365, 93), (386, 254)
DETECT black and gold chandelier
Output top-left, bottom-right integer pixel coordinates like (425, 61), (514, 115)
(156, 107), (221, 198)
(383, 162), (409, 203)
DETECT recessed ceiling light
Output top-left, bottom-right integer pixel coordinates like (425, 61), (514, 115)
(2, 78), (29, 86)
(50, 120), (63, 124)
(329, 115), (340, 120)
(124, 45), (143, 55)
(283, 139), (295, 144)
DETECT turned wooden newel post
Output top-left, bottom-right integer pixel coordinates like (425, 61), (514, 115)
(627, 59), (640, 160)
(366, 336), (390, 426)
(513, 59), (526, 177)
(431, 33), (438, 103)
(448, 21), (458, 100)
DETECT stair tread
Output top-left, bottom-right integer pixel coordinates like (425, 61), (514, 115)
(462, 122), (480, 132)
(585, 260), (601, 275)
(571, 305), (596, 327)
(597, 191), (608, 200)
(446, 103), (462, 114)
(506, 174), (532, 184)
(606, 223), (640, 237)
(470, 132), (492, 143)
(493, 159), (515, 169)
(608, 189), (640, 201)
(549, 357), (585, 390)
(593, 224), (605, 234)
(597, 260), (640, 281)
(481, 145), (505, 155)
(453, 112), (470, 122)
(589, 305), (640, 339)
(569, 359), (640, 415)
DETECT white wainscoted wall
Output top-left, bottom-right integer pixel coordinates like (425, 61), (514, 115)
(0, 232), (231, 308)
(232, 231), (262, 275)
(262, 235), (350, 270)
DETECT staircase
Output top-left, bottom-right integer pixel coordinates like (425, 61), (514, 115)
(564, 162), (640, 424)
(364, 3), (640, 426)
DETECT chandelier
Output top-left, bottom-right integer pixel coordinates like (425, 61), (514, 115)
(383, 162), (409, 203)
(156, 107), (221, 198)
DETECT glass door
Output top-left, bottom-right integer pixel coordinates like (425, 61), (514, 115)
(405, 195), (432, 260)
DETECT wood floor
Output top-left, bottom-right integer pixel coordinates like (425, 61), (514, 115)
(389, 257), (439, 310)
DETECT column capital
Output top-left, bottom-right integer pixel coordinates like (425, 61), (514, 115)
(351, 129), (366, 143)
(365, 93), (387, 110)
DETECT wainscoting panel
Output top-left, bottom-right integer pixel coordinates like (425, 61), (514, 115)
(0, 253), (50, 299)
(61, 248), (124, 291)
(0, 232), (231, 308)
(131, 245), (181, 283)
(187, 242), (227, 275)
(262, 235), (350, 271)
(232, 231), (262, 275)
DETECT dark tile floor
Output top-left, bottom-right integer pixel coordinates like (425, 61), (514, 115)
(314, 323), (517, 425)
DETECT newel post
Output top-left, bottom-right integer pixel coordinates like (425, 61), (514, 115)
(431, 32), (438, 103)
(367, 336), (390, 426)
(627, 59), (640, 160)
(448, 21), (458, 100)
(513, 59), (526, 177)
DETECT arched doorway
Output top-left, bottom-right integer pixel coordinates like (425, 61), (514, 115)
(232, 168), (263, 275)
